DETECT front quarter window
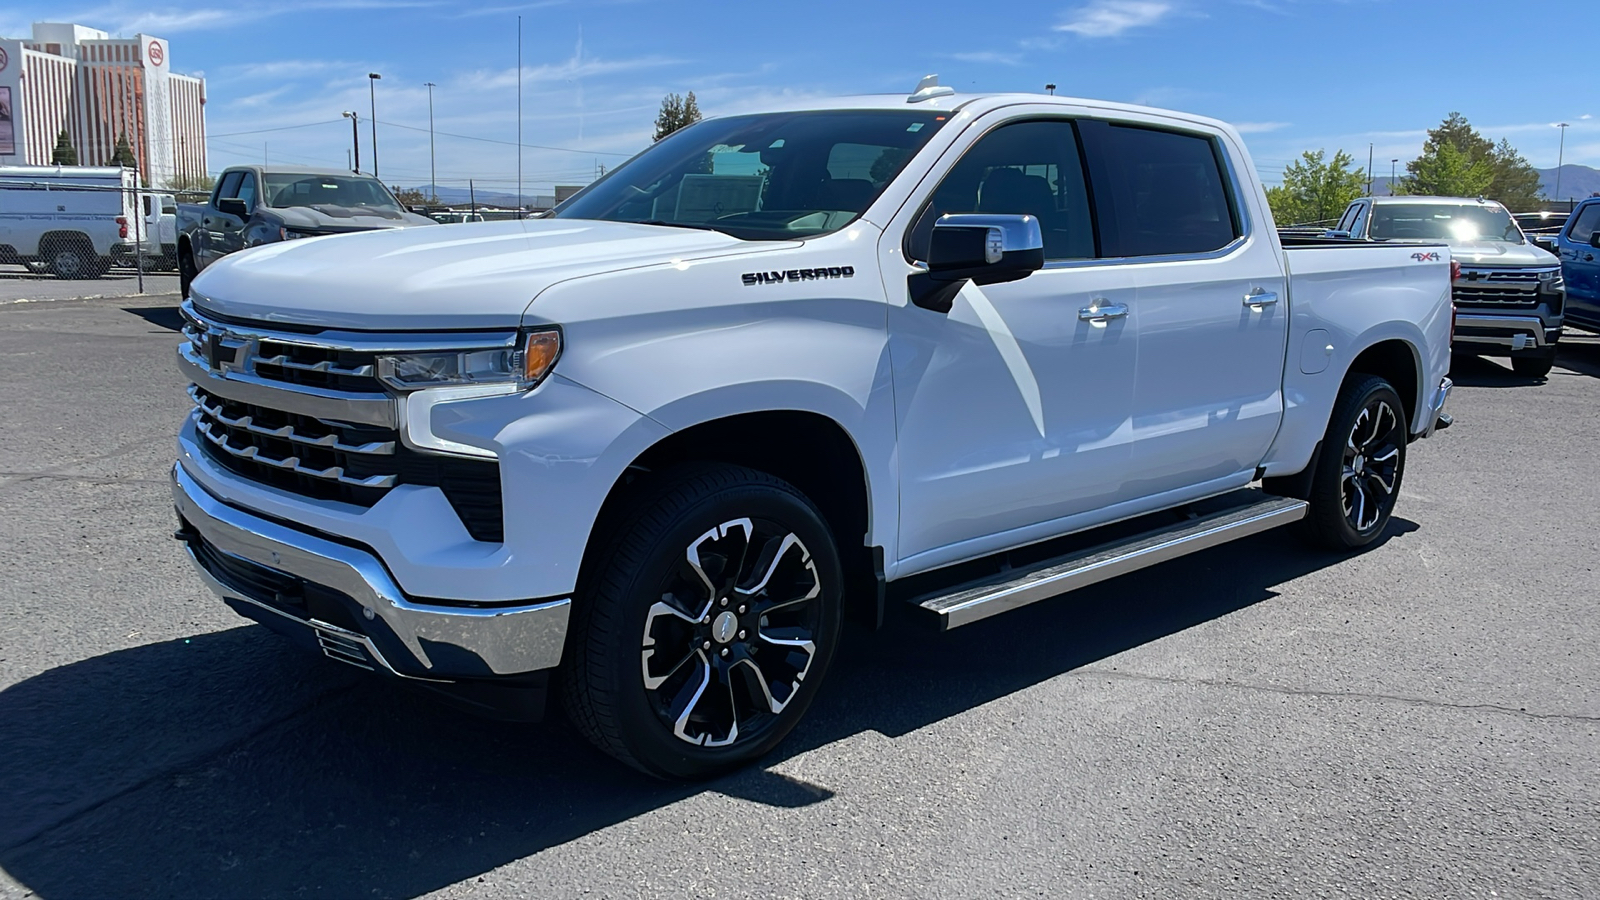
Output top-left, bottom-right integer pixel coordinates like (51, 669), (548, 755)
(551, 110), (949, 240)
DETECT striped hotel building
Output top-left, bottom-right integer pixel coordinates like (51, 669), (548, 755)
(0, 23), (206, 187)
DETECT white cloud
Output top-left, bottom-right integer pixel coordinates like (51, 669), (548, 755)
(1055, 1), (1173, 37)
(1233, 121), (1290, 134)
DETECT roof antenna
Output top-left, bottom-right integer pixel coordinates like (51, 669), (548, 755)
(908, 74), (956, 104)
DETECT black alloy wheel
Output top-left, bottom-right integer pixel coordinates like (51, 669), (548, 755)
(563, 465), (843, 779)
(1300, 375), (1407, 550)
(640, 516), (826, 749)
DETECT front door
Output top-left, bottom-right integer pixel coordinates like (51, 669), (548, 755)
(887, 118), (1140, 569)
(1078, 119), (1288, 499)
(1562, 202), (1600, 322)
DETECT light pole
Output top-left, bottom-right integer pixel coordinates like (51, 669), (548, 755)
(1045, 83), (1056, 95)
(425, 82), (438, 203)
(368, 72), (382, 179)
(1555, 122), (1570, 206)
(1391, 158), (1398, 195)
(342, 111), (359, 172)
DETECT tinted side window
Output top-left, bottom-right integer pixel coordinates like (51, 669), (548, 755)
(1568, 204), (1600, 242)
(235, 174), (258, 212)
(1085, 123), (1241, 258)
(907, 119), (1095, 262)
(1335, 204), (1359, 233)
(214, 171), (243, 204)
(1349, 203), (1369, 238)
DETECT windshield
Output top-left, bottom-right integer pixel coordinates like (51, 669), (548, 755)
(551, 110), (950, 240)
(1369, 203), (1524, 244)
(264, 173), (405, 219)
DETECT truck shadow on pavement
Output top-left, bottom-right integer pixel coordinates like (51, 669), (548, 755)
(0, 521), (1415, 899)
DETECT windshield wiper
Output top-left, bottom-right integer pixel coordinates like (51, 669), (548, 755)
(635, 219), (723, 232)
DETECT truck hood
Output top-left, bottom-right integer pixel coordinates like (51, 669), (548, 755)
(1447, 240), (1559, 267)
(191, 219), (782, 330)
(275, 205), (438, 232)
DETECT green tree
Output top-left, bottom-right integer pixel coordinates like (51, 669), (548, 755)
(50, 130), (78, 166)
(1265, 149), (1367, 226)
(1397, 140), (1493, 198)
(109, 133), (137, 169)
(653, 91), (702, 142)
(1398, 112), (1543, 208)
(162, 173), (215, 195)
(1486, 137), (1543, 210)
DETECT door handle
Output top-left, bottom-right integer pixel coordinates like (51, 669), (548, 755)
(1078, 301), (1129, 322)
(1244, 290), (1279, 309)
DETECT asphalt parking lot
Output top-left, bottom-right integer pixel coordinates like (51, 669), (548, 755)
(0, 293), (1596, 900)
(0, 264), (179, 305)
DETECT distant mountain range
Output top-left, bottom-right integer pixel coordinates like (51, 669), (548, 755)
(393, 184), (561, 209)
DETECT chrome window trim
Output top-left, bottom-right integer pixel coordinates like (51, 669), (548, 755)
(183, 298), (519, 353)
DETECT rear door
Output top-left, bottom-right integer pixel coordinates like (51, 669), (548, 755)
(1561, 202), (1600, 321)
(1078, 119), (1289, 500)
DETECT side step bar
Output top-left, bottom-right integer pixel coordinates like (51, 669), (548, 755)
(911, 494), (1309, 630)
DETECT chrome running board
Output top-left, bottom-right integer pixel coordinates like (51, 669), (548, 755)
(911, 494), (1308, 630)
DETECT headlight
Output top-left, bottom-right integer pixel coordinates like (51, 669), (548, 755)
(279, 227), (315, 240)
(377, 328), (562, 391)
(1539, 270), (1564, 291)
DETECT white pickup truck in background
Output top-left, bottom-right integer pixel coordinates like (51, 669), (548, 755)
(171, 78), (1453, 778)
(0, 165), (138, 278)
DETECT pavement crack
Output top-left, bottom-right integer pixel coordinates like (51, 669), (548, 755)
(1079, 667), (1600, 724)
(0, 685), (356, 855)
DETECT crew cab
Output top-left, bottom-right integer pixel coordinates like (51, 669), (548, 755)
(171, 80), (1453, 779)
(1332, 195), (1566, 377)
(1553, 197), (1600, 333)
(176, 165), (434, 297)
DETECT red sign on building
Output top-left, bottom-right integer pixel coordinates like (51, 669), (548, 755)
(147, 41), (164, 67)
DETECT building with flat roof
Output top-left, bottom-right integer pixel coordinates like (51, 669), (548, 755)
(0, 23), (206, 188)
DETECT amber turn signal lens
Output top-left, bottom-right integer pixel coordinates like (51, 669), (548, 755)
(521, 329), (562, 387)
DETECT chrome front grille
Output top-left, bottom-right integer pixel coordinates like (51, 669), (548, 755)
(178, 300), (509, 542)
(191, 385), (400, 490)
(1453, 269), (1545, 308)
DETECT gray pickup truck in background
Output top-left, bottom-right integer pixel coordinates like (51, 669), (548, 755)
(177, 166), (435, 298)
(1332, 196), (1566, 378)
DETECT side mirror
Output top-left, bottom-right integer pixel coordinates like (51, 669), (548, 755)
(1324, 229), (1352, 239)
(909, 214), (1045, 313)
(1590, 232), (1600, 250)
(216, 197), (248, 218)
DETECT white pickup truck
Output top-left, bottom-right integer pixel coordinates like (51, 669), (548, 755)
(172, 79), (1454, 778)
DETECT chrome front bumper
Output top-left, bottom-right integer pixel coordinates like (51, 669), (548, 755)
(1452, 314), (1561, 350)
(172, 462), (569, 679)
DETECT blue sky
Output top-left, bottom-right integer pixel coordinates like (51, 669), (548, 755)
(5, 0), (1598, 195)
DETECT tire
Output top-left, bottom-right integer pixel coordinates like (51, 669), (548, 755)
(179, 249), (198, 299)
(45, 242), (96, 279)
(1511, 348), (1555, 379)
(562, 464), (844, 779)
(1298, 375), (1407, 551)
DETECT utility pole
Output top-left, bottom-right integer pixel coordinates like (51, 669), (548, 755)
(368, 73), (382, 178)
(1555, 123), (1570, 207)
(470, 178), (477, 218)
(1367, 143), (1374, 195)
(517, 15), (524, 213)
(425, 82), (438, 203)
(1391, 159), (1398, 195)
(343, 111), (360, 172)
